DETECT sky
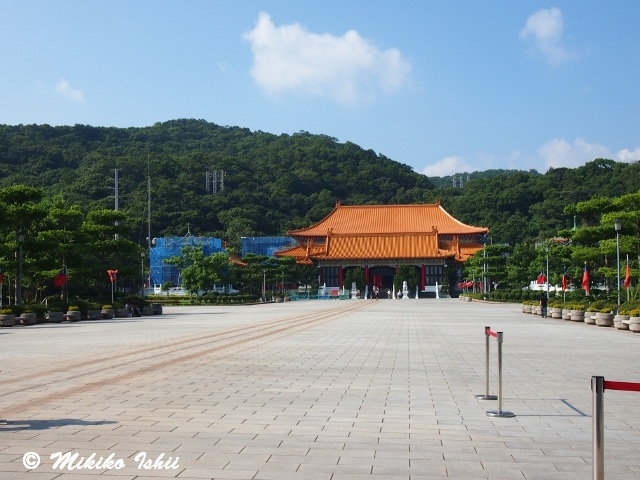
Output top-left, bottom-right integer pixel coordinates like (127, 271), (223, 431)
(1, 1), (639, 176)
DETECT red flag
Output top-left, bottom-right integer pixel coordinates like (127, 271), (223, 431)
(537, 272), (546, 284)
(561, 273), (567, 291)
(107, 269), (118, 283)
(53, 267), (67, 287)
(624, 262), (631, 289)
(582, 263), (590, 294)
(0, 265), (3, 284)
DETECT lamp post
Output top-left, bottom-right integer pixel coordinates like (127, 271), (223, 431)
(141, 251), (145, 300)
(615, 219), (621, 311)
(545, 245), (550, 299)
(263, 270), (266, 303)
(16, 232), (24, 306)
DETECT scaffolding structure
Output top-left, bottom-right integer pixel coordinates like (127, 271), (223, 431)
(241, 236), (295, 258)
(150, 235), (224, 287)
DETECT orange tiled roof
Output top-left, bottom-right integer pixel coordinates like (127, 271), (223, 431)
(288, 203), (487, 237)
(323, 234), (439, 259)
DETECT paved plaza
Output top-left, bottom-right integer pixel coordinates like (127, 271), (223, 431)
(1, 298), (639, 479)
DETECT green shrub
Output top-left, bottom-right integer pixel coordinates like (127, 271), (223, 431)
(72, 299), (90, 315)
(26, 304), (48, 319)
(619, 300), (640, 315)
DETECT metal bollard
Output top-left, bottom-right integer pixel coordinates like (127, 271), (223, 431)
(486, 332), (515, 418)
(475, 326), (497, 400)
(592, 376), (604, 480)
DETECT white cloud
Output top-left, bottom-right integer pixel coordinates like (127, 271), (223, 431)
(54, 79), (84, 102)
(243, 12), (411, 105)
(617, 147), (640, 163)
(520, 7), (575, 65)
(538, 137), (610, 169)
(421, 156), (473, 177)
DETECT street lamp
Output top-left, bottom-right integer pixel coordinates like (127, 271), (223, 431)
(16, 231), (24, 306)
(263, 270), (266, 303)
(141, 251), (145, 299)
(615, 219), (621, 311)
(545, 245), (550, 299)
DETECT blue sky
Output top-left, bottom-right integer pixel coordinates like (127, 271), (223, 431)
(1, 1), (639, 176)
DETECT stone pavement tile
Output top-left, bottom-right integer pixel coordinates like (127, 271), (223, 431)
(254, 472), (332, 480)
(297, 463), (372, 475)
(338, 456), (408, 468)
(331, 475), (409, 480)
(225, 460), (298, 473)
(240, 446), (309, 456)
(35, 475), (136, 480)
(184, 469), (257, 479)
(268, 454), (337, 465)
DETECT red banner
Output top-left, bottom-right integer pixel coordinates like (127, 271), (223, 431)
(107, 269), (118, 283)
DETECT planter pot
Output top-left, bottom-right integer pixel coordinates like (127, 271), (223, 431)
(151, 304), (163, 315)
(629, 317), (640, 332)
(47, 311), (64, 323)
(523, 304), (531, 314)
(465, 296), (472, 302)
(142, 306), (154, 316)
(614, 314), (630, 330)
(595, 312), (614, 327)
(584, 312), (597, 325)
(66, 310), (81, 321)
(570, 310), (585, 322)
(20, 312), (37, 326)
(101, 309), (114, 319)
(0, 313), (16, 327)
(115, 308), (129, 318)
(86, 309), (102, 320)
(550, 307), (562, 319)
(562, 309), (571, 321)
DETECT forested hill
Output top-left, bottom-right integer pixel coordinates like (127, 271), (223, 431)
(1, 119), (638, 248)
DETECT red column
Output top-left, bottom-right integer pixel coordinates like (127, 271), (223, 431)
(364, 265), (369, 283)
(421, 264), (426, 291)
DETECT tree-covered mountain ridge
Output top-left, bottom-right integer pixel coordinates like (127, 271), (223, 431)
(1, 119), (638, 247)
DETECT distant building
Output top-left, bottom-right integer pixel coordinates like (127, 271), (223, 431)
(275, 202), (488, 295)
(150, 235), (225, 287)
(241, 236), (295, 258)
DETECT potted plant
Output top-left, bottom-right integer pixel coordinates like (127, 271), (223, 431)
(101, 304), (115, 319)
(66, 305), (81, 321)
(595, 307), (615, 327)
(570, 304), (586, 322)
(614, 310), (630, 330)
(0, 308), (16, 327)
(585, 305), (598, 325)
(20, 307), (37, 326)
(549, 301), (563, 319)
(629, 309), (640, 332)
(86, 303), (102, 320)
(46, 307), (64, 323)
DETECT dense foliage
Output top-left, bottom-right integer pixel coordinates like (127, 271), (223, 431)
(2, 120), (639, 249)
(1, 119), (640, 305)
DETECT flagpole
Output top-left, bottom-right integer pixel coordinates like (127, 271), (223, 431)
(627, 254), (630, 302)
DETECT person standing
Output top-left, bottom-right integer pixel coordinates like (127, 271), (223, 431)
(539, 294), (548, 318)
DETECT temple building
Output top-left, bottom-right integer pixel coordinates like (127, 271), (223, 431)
(275, 202), (488, 296)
